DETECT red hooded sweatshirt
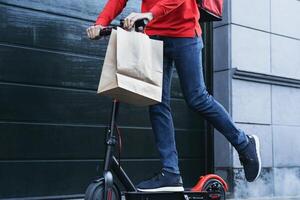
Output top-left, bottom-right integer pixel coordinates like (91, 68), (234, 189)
(95, 0), (202, 37)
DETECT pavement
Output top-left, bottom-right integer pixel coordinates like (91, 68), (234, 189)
(228, 197), (300, 200)
(71, 196), (300, 200)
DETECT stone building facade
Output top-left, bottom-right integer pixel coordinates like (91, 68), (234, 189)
(213, 0), (300, 198)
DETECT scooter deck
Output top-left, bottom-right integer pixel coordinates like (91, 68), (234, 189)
(124, 191), (221, 200)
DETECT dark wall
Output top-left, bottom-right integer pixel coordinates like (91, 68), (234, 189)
(0, 0), (207, 198)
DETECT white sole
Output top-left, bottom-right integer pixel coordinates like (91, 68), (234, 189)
(137, 186), (184, 192)
(250, 134), (262, 181)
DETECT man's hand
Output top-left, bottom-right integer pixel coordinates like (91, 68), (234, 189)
(86, 25), (105, 40)
(124, 12), (153, 30)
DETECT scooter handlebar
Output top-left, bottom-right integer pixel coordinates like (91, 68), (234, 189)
(97, 18), (149, 38)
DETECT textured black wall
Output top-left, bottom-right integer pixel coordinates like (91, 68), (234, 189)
(0, 0), (207, 198)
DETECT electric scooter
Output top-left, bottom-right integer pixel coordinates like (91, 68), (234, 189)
(85, 20), (228, 200)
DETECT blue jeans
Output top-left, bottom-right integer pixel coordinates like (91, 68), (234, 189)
(148, 35), (249, 174)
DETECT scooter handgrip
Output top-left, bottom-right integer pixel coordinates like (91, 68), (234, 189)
(99, 27), (113, 36)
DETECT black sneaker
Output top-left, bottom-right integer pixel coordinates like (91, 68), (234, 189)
(239, 135), (262, 182)
(136, 170), (184, 192)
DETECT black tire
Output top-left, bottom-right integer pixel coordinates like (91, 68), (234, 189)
(202, 179), (226, 200)
(85, 179), (121, 200)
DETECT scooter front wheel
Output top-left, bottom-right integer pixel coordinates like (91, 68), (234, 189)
(85, 178), (121, 200)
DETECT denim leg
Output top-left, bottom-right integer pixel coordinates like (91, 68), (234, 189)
(173, 37), (249, 152)
(148, 42), (180, 174)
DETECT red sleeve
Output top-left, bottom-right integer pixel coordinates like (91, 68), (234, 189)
(150, 0), (185, 19)
(95, 0), (128, 26)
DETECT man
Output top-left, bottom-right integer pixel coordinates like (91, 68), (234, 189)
(86, 0), (262, 192)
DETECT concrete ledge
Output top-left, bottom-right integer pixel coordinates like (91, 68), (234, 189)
(232, 68), (300, 89)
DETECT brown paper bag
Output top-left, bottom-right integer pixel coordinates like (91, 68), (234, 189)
(97, 27), (163, 106)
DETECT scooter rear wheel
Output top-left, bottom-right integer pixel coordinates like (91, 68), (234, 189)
(202, 178), (226, 200)
(85, 179), (121, 200)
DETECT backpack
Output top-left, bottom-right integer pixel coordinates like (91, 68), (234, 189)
(197, 0), (223, 22)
